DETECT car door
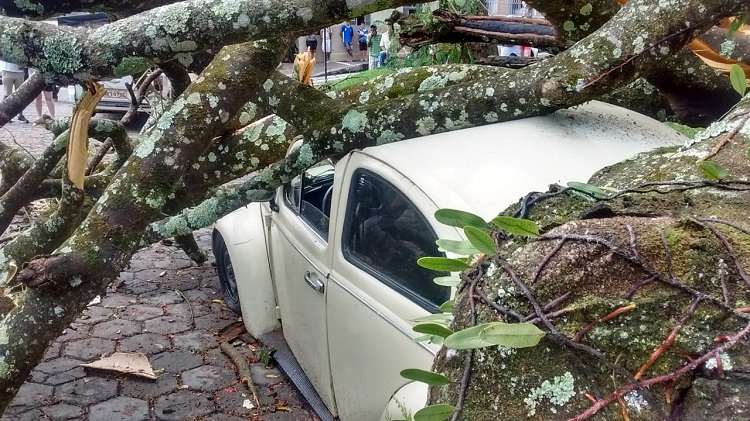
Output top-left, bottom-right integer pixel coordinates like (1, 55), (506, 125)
(268, 161), (337, 413)
(326, 153), (459, 420)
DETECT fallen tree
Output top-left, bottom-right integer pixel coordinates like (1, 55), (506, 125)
(0, 0), (748, 417)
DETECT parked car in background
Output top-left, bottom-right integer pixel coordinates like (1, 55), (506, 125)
(212, 101), (686, 421)
(68, 71), (167, 114)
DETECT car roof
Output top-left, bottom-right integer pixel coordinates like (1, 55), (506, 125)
(357, 101), (686, 221)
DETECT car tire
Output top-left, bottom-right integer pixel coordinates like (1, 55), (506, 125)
(212, 231), (242, 314)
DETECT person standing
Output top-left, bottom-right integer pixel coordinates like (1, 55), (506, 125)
(341, 21), (354, 62)
(357, 22), (369, 62)
(305, 33), (318, 60)
(1, 61), (29, 123)
(320, 27), (332, 62)
(367, 25), (382, 71)
(379, 23), (393, 67)
(29, 69), (55, 121)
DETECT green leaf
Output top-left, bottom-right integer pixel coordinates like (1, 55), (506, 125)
(434, 276), (460, 287)
(439, 300), (454, 313)
(400, 369), (454, 386)
(436, 239), (478, 256)
(562, 20), (576, 32)
(434, 209), (489, 230)
(418, 257), (471, 272)
(730, 64), (748, 96)
(413, 323), (453, 338)
(413, 313), (451, 324)
(567, 181), (609, 199)
(491, 216), (540, 237)
(696, 160), (729, 181)
(579, 3), (592, 15)
(479, 322), (546, 348)
(464, 226), (496, 255)
(414, 334), (445, 345)
(414, 404), (457, 421)
(443, 324), (495, 349)
(728, 14), (748, 38)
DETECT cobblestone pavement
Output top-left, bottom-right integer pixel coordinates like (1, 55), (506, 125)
(1, 95), (318, 420)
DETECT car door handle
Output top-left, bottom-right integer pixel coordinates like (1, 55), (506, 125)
(304, 271), (325, 293)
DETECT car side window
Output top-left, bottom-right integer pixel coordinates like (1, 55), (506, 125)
(343, 169), (450, 312)
(283, 161), (335, 241)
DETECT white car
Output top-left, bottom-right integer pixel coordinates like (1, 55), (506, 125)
(68, 72), (167, 114)
(212, 101), (686, 421)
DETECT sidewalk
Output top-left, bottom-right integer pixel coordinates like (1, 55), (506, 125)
(1, 91), (318, 420)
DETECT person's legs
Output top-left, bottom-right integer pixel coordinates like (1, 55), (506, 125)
(379, 51), (387, 67)
(10, 74), (27, 122)
(2, 72), (12, 99)
(35, 93), (43, 118)
(43, 91), (55, 119)
(369, 55), (379, 70)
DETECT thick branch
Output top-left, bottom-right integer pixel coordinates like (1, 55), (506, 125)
(0, 0), (183, 19)
(397, 10), (568, 50)
(0, 0), (434, 83)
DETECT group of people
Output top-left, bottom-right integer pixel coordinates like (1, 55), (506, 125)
(1, 60), (56, 123)
(305, 21), (394, 70)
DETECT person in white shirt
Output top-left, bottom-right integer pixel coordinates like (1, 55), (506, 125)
(1, 61), (29, 123)
(320, 27), (332, 63)
(378, 24), (392, 67)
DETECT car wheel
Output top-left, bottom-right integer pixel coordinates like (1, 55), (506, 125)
(212, 231), (241, 314)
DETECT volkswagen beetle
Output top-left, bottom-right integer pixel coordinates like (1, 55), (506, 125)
(212, 101), (686, 420)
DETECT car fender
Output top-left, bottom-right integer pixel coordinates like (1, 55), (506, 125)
(213, 202), (280, 337)
(379, 381), (429, 421)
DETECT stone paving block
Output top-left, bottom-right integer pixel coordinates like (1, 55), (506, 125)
(150, 350), (203, 373)
(1, 408), (45, 420)
(34, 357), (81, 375)
(213, 389), (258, 417)
(181, 288), (213, 302)
(75, 306), (114, 324)
(57, 323), (91, 342)
(164, 302), (210, 319)
(57, 377), (118, 406)
(88, 396), (150, 421)
(181, 365), (237, 391)
(121, 374), (178, 399)
(153, 257), (192, 269)
(91, 318), (143, 338)
(117, 279), (159, 295)
(204, 414), (249, 421)
(169, 275), (202, 290)
(268, 382), (306, 408)
(153, 390), (216, 420)
(45, 366), (87, 386)
(203, 347), (236, 370)
(62, 337), (116, 361)
(43, 342), (61, 360)
(194, 311), (237, 333)
(136, 268), (173, 281)
(172, 331), (219, 352)
(100, 293), (136, 309)
(144, 315), (192, 335)
(264, 410), (316, 421)
(250, 364), (285, 387)
(118, 332), (172, 354)
(118, 304), (164, 321)
(7, 382), (53, 408)
(41, 402), (85, 420)
(140, 291), (184, 306)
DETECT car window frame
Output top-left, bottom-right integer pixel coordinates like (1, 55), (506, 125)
(341, 168), (449, 313)
(282, 162), (335, 242)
